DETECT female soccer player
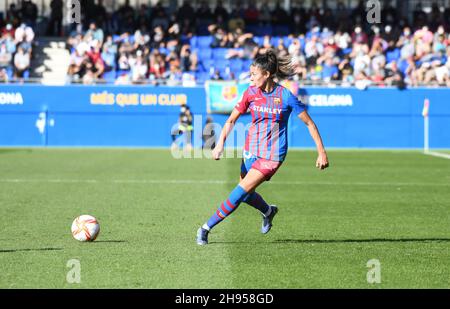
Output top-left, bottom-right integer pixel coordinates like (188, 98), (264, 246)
(197, 50), (329, 245)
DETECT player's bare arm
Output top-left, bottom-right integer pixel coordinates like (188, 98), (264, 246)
(212, 109), (241, 160)
(298, 110), (329, 170)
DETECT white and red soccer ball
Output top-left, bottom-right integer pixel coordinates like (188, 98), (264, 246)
(71, 215), (100, 242)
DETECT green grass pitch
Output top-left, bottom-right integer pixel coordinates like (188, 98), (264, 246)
(0, 148), (449, 288)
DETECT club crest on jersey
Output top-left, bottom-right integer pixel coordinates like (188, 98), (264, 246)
(274, 97), (281, 104)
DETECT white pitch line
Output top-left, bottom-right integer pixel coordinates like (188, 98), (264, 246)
(424, 151), (450, 160)
(0, 178), (448, 187)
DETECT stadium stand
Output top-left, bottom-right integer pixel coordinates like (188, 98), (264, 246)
(1, 0), (450, 87)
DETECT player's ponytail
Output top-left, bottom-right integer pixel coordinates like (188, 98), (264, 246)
(252, 49), (295, 81)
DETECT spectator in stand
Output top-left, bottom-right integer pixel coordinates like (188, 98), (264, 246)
(228, 5), (245, 33)
(180, 44), (197, 72)
(352, 25), (368, 44)
(85, 22), (104, 45)
(209, 24), (229, 48)
(94, 0), (109, 30)
(135, 4), (151, 30)
(21, 0), (38, 29)
(47, 0), (63, 36)
(59, 1), (450, 88)
(0, 31), (16, 67)
(165, 54), (182, 86)
(14, 23), (34, 54)
(271, 2), (290, 30)
(214, 0), (229, 23)
(86, 40), (105, 80)
(196, 1), (214, 28)
(151, 2), (169, 29)
(130, 50), (148, 83)
(318, 55), (339, 82)
(290, 2), (307, 35)
(149, 50), (166, 82)
(177, 1), (195, 24)
(13, 45), (30, 79)
(68, 46), (86, 78)
(304, 35), (323, 66)
(0, 67), (9, 82)
(244, 1), (259, 27)
(118, 0), (135, 33)
(258, 0), (271, 26)
(384, 61), (405, 89)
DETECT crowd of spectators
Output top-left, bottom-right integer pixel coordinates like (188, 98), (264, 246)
(3, 0), (450, 87)
(62, 0), (450, 88)
(0, 0), (37, 83)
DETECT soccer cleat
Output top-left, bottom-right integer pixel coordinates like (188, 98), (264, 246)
(196, 227), (209, 245)
(261, 205), (278, 234)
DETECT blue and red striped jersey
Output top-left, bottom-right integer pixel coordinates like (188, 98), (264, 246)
(235, 84), (306, 162)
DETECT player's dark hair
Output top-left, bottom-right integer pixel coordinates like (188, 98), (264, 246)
(252, 49), (294, 80)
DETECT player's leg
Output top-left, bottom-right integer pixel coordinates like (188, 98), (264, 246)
(197, 169), (267, 245)
(240, 155), (272, 219)
(248, 158), (283, 234)
(241, 173), (272, 217)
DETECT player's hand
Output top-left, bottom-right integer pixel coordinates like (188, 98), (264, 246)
(316, 152), (329, 170)
(212, 145), (224, 160)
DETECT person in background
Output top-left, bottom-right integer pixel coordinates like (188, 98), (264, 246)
(171, 104), (193, 151)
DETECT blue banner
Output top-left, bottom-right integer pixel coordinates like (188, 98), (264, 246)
(0, 84), (449, 148)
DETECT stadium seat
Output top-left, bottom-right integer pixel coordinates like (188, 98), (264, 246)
(214, 59), (229, 71)
(213, 48), (229, 60)
(6, 67), (13, 79)
(219, 67), (231, 79)
(200, 59), (214, 72)
(196, 24), (210, 36)
(188, 36), (197, 48)
(195, 71), (210, 83)
(242, 59), (253, 69)
(198, 48), (213, 60)
(159, 47), (169, 55)
(283, 36), (293, 48)
(274, 26), (290, 36)
(197, 36), (213, 48)
(115, 69), (131, 78)
(341, 47), (353, 56)
(256, 25), (273, 36)
(299, 37), (306, 47)
(398, 59), (409, 75)
(270, 37), (282, 47)
(253, 36), (264, 46)
(245, 25), (259, 35)
(386, 48), (401, 64)
(103, 71), (116, 83)
(229, 59), (243, 72)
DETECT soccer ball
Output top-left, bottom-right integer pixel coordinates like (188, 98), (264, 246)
(71, 215), (100, 242)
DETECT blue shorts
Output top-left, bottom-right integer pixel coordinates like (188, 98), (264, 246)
(240, 151), (282, 181)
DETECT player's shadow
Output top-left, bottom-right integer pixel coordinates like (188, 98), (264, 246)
(0, 247), (63, 253)
(274, 238), (450, 244)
